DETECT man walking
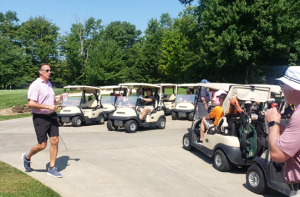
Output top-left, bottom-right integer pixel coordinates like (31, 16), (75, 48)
(265, 66), (300, 193)
(22, 63), (63, 178)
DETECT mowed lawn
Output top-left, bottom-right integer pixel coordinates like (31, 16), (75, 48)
(0, 89), (65, 121)
(0, 161), (60, 197)
(0, 89), (65, 110)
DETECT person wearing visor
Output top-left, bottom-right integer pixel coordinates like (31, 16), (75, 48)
(265, 66), (300, 192)
(137, 88), (155, 120)
(198, 93), (227, 145)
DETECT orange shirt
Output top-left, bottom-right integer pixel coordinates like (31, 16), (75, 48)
(209, 106), (224, 126)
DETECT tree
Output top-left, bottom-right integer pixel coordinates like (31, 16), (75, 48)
(159, 29), (191, 83)
(85, 39), (125, 85)
(61, 16), (102, 84)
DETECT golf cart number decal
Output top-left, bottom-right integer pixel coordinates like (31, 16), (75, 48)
(114, 120), (123, 126)
(62, 117), (70, 122)
(178, 112), (186, 117)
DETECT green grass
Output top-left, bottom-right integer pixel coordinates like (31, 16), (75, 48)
(0, 113), (33, 121)
(0, 89), (65, 110)
(164, 87), (187, 95)
(0, 161), (61, 197)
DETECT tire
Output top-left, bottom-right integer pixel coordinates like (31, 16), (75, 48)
(157, 118), (166, 129)
(124, 120), (138, 133)
(188, 112), (194, 121)
(213, 149), (233, 172)
(246, 165), (269, 194)
(182, 133), (195, 151)
(172, 112), (178, 120)
(57, 118), (64, 126)
(107, 119), (117, 131)
(98, 114), (105, 124)
(72, 116), (82, 127)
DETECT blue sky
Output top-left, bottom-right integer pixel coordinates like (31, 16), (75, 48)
(2, 0), (195, 34)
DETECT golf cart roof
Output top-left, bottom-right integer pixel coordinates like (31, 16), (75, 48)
(119, 83), (161, 89)
(222, 85), (271, 115)
(198, 83), (238, 92)
(156, 83), (177, 88)
(100, 85), (127, 90)
(63, 85), (100, 91)
(247, 84), (282, 94)
(177, 83), (199, 88)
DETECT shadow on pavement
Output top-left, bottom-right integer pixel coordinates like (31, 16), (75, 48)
(185, 147), (251, 175)
(32, 156), (80, 172)
(242, 183), (286, 197)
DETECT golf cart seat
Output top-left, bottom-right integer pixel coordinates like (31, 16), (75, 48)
(164, 94), (175, 101)
(81, 100), (97, 108)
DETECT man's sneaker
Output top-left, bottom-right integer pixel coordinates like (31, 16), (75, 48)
(47, 167), (62, 178)
(22, 153), (32, 172)
(197, 140), (203, 145)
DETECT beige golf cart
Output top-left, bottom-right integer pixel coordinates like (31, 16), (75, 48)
(183, 84), (274, 172)
(100, 85), (128, 120)
(57, 85), (105, 127)
(172, 83), (200, 121)
(107, 83), (166, 133)
(156, 83), (177, 114)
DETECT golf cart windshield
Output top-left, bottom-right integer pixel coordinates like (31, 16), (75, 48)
(115, 96), (138, 108)
(175, 94), (195, 103)
(101, 96), (115, 105)
(61, 97), (81, 107)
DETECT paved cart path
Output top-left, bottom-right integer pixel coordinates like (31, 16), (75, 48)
(0, 116), (284, 197)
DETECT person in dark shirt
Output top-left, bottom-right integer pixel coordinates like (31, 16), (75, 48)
(198, 79), (210, 111)
(137, 88), (155, 120)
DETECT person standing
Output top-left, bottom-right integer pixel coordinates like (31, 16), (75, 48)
(22, 63), (63, 178)
(265, 66), (300, 192)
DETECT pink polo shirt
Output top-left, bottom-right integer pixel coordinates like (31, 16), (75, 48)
(275, 104), (300, 183)
(27, 78), (55, 114)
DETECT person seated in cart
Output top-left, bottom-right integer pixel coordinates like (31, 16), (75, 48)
(197, 93), (227, 144)
(136, 88), (155, 120)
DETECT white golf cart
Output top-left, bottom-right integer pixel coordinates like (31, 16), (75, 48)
(57, 85), (105, 127)
(183, 84), (274, 172)
(156, 83), (177, 114)
(100, 85), (128, 120)
(172, 83), (199, 121)
(107, 83), (166, 133)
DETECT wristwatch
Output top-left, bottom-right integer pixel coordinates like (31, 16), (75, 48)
(268, 121), (280, 127)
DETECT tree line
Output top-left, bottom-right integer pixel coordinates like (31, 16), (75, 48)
(1, 0), (300, 89)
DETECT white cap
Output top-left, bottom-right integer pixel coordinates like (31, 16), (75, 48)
(277, 66), (300, 91)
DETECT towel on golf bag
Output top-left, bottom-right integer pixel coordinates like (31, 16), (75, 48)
(239, 123), (257, 159)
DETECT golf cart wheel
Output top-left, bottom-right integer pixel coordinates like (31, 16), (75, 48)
(72, 116), (82, 127)
(246, 165), (269, 194)
(57, 118), (64, 126)
(107, 120), (117, 131)
(188, 112), (193, 121)
(182, 133), (195, 151)
(124, 120), (138, 133)
(213, 149), (233, 172)
(157, 118), (166, 129)
(98, 114), (105, 124)
(172, 112), (178, 120)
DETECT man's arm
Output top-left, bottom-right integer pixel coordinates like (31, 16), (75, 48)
(143, 98), (153, 102)
(265, 108), (291, 162)
(28, 99), (58, 111)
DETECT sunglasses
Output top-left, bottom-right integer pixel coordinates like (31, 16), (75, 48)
(42, 69), (51, 73)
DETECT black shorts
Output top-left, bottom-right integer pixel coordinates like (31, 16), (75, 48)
(33, 112), (59, 144)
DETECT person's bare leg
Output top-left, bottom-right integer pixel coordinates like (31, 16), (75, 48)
(200, 118), (206, 141)
(26, 142), (47, 159)
(140, 108), (150, 120)
(49, 136), (59, 168)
